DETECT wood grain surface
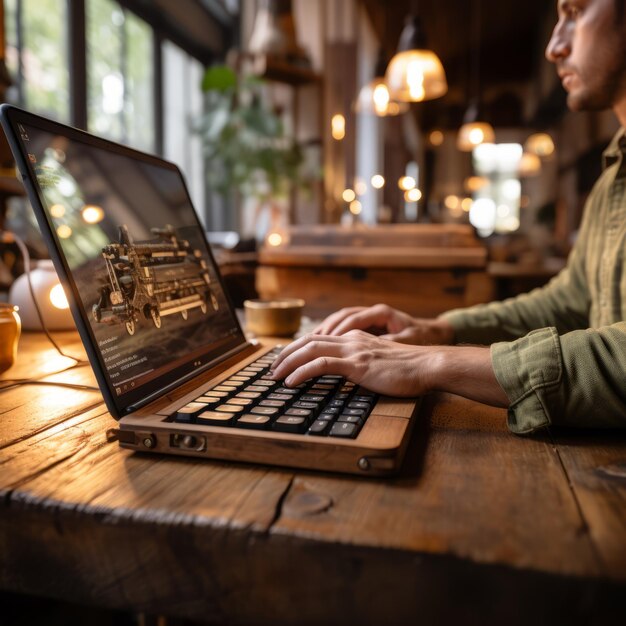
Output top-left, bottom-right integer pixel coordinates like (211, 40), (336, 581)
(1, 332), (625, 625)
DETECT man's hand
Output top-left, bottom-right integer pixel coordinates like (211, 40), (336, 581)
(313, 303), (455, 345)
(270, 329), (510, 407)
(270, 330), (437, 396)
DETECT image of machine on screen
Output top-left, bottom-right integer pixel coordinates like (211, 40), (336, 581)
(92, 223), (220, 336)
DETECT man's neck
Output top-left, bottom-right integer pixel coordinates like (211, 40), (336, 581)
(615, 100), (626, 128)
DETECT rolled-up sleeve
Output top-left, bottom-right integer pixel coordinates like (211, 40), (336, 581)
(491, 322), (626, 433)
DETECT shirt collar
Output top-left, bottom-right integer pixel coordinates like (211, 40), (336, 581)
(603, 127), (626, 169)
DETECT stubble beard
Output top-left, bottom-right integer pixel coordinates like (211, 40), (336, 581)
(567, 31), (626, 112)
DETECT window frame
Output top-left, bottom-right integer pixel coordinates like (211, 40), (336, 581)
(7, 0), (234, 151)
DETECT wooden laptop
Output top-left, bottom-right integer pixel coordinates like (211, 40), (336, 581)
(0, 105), (420, 477)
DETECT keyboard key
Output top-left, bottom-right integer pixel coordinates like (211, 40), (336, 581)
(353, 395), (375, 403)
(310, 384), (335, 390)
(195, 395), (222, 404)
(201, 390), (229, 398)
(229, 376), (252, 382)
(329, 422), (358, 438)
(337, 414), (363, 425)
(250, 406), (280, 416)
(227, 398), (253, 406)
(274, 387), (299, 395)
(259, 399), (286, 408)
(317, 412), (335, 421)
(342, 408), (365, 417)
(215, 404), (245, 413)
(330, 400), (345, 408)
(300, 395), (326, 403)
(335, 393), (350, 400)
(237, 414), (271, 429)
(176, 402), (208, 419)
(293, 401), (318, 410)
(348, 401), (371, 410)
(308, 419), (331, 435)
(237, 391), (262, 399)
(246, 385), (273, 392)
(267, 393), (292, 401)
(285, 408), (312, 418)
(273, 415), (307, 433)
(221, 379), (244, 387)
(197, 411), (235, 426)
(213, 385), (238, 393)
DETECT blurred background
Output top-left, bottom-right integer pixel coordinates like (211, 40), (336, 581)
(0, 0), (619, 314)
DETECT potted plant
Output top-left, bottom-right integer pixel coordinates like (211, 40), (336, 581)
(194, 65), (308, 240)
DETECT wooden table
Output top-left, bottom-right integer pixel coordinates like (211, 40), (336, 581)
(1, 332), (625, 625)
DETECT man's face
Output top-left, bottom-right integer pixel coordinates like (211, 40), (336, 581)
(546, 0), (626, 112)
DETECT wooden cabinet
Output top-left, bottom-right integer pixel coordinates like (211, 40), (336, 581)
(257, 224), (494, 318)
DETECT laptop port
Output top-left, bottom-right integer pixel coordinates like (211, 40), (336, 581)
(170, 433), (206, 452)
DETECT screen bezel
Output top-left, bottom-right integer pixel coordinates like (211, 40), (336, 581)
(0, 104), (249, 419)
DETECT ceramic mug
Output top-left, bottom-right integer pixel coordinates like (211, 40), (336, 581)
(0, 303), (21, 374)
(243, 298), (304, 337)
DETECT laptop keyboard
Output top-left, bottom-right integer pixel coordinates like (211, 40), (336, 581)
(170, 347), (377, 438)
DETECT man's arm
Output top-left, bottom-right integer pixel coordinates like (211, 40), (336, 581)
(491, 322), (626, 433)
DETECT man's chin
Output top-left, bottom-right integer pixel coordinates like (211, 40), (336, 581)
(566, 90), (610, 112)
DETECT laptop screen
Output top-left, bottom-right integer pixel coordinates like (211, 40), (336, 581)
(8, 110), (247, 415)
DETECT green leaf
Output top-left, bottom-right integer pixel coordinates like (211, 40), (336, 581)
(202, 65), (237, 92)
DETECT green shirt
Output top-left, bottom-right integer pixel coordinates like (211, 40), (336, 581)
(441, 128), (626, 434)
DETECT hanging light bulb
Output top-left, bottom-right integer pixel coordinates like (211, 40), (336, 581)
(355, 51), (409, 117)
(457, 100), (495, 151)
(385, 15), (448, 103)
(457, 0), (494, 151)
(524, 133), (555, 158)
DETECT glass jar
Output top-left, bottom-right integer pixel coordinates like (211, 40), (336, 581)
(0, 303), (21, 374)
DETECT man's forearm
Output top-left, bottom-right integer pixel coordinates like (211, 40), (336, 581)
(428, 346), (509, 407)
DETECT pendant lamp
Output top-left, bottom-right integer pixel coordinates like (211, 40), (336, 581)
(457, 100), (495, 151)
(356, 50), (409, 117)
(524, 132), (555, 158)
(457, 0), (494, 151)
(385, 6), (448, 103)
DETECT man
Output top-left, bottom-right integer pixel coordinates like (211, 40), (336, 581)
(271, 0), (626, 433)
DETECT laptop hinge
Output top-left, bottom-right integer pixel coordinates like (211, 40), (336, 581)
(124, 341), (258, 414)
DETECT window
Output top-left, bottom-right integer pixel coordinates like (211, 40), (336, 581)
(5, 0), (70, 122)
(162, 41), (205, 224)
(87, 0), (156, 152)
(470, 143), (523, 237)
(3, 0), (234, 242)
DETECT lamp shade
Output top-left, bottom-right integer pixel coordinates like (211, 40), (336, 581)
(9, 260), (75, 330)
(457, 121), (495, 151)
(524, 133), (555, 157)
(385, 16), (448, 103)
(457, 101), (495, 151)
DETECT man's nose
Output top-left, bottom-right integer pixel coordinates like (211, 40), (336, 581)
(546, 20), (571, 62)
